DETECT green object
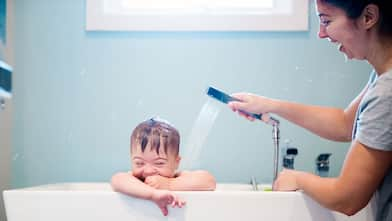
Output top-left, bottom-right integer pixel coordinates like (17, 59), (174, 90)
(263, 187), (273, 191)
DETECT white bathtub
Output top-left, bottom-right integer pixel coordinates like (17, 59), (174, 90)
(3, 182), (375, 221)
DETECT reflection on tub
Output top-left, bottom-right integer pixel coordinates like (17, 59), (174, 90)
(3, 183), (375, 221)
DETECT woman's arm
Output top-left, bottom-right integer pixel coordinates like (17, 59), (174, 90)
(274, 141), (392, 215)
(270, 100), (355, 142)
(229, 85), (369, 142)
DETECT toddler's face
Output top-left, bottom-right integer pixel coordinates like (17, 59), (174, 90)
(131, 144), (180, 180)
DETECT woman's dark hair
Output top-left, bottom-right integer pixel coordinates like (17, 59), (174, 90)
(320, 0), (392, 37)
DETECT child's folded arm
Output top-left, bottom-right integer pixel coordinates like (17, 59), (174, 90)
(168, 170), (216, 191)
(111, 171), (155, 200)
(110, 171), (185, 216)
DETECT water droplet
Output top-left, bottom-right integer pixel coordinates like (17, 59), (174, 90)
(12, 153), (19, 161)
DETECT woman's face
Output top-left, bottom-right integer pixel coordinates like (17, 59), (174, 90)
(315, 0), (368, 60)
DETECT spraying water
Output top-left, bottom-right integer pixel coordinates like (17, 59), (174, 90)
(180, 98), (221, 170)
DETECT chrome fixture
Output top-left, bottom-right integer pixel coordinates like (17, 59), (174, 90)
(271, 121), (280, 184)
(315, 153), (332, 177)
(250, 176), (258, 191)
(0, 97), (4, 111)
(283, 147), (298, 169)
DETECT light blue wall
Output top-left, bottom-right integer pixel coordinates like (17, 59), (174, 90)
(12, 0), (372, 187)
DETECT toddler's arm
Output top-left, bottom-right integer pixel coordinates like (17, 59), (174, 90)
(111, 172), (185, 216)
(145, 170), (216, 191)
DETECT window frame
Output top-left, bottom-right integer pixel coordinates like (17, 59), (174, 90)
(86, 0), (308, 31)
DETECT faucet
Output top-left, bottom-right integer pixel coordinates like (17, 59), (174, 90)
(283, 145), (298, 169)
(250, 176), (258, 191)
(315, 153), (332, 177)
(271, 120), (280, 184)
(252, 118), (280, 190)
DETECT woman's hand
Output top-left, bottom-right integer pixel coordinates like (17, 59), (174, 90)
(151, 189), (186, 216)
(228, 93), (276, 121)
(273, 169), (301, 191)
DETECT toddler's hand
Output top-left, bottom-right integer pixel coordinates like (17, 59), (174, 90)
(145, 175), (170, 189)
(151, 189), (186, 216)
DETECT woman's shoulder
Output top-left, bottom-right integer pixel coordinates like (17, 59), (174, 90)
(368, 71), (392, 100)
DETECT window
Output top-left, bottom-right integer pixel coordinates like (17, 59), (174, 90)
(86, 0), (308, 31)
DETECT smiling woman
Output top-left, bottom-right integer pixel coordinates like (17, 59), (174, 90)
(86, 0), (308, 31)
(226, 0), (392, 220)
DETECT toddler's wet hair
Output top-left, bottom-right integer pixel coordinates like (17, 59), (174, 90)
(130, 117), (180, 156)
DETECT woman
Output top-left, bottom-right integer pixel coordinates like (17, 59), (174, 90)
(228, 0), (392, 219)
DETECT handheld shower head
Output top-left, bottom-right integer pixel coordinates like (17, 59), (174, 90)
(206, 86), (279, 125)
